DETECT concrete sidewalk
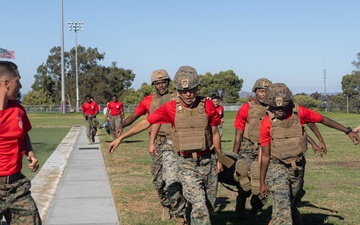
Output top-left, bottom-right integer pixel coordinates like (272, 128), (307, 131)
(31, 126), (120, 225)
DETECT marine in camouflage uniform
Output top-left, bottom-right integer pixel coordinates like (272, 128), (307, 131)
(0, 61), (42, 224)
(109, 66), (224, 225)
(232, 78), (272, 221)
(114, 69), (172, 220)
(259, 83), (359, 225)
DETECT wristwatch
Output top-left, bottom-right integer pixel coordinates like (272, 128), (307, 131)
(345, 127), (352, 135)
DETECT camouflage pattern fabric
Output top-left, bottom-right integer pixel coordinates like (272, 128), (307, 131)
(0, 175), (41, 225)
(252, 78), (272, 92)
(173, 66), (201, 90)
(265, 83), (293, 108)
(108, 115), (122, 139)
(238, 138), (266, 209)
(217, 124), (223, 138)
(85, 117), (99, 140)
(266, 157), (306, 225)
(150, 142), (170, 208)
(177, 152), (217, 225)
(161, 142), (186, 218)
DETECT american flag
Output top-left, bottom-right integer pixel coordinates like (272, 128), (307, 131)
(0, 48), (15, 59)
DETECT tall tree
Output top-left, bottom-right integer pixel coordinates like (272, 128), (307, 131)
(198, 70), (243, 103)
(24, 46), (135, 109)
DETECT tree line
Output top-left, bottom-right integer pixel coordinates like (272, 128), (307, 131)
(22, 46), (360, 113)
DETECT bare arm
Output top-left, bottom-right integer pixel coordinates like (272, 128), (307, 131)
(149, 124), (161, 156)
(212, 126), (223, 172)
(260, 144), (270, 198)
(232, 129), (244, 154)
(321, 117), (359, 145)
(116, 113), (140, 137)
(109, 119), (151, 154)
(307, 123), (327, 155)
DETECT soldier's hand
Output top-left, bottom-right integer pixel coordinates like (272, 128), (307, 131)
(148, 143), (157, 156)
(27, 151), (40, 172)
(217, 161), (223, 173)
(348, 131), (359, 145)
(116, 127), (123, 137)
(260, 184), (269, 199)
(108, 138), (121, 154)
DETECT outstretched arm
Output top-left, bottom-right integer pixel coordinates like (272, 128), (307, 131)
(321, 117), (359, 145)
(232, 129), (244, 154)
(109, 119), (151, 154)
(116, 113), (140, 137)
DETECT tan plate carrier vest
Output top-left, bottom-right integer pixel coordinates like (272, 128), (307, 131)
(268, 104), (308, 170)
(171, 97), (213, 153)
(242, 101), (267, 150)
(149, 92), (175, 138)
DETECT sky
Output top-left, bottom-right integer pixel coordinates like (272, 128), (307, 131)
(2, 0), (360, 96)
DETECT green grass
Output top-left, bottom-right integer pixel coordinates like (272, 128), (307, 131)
(17, 111), (360, 224)
(22, 128), (70, 180)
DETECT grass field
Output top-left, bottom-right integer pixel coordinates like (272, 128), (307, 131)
(25, 111), (360, 224)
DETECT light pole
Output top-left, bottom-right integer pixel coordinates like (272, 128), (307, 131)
(68, 21), (84, 112)
(60, 0), (66, 114)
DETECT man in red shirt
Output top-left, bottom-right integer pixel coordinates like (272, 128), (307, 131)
(109, 66), (223, 224)
(82, 94), (100, 144)
(105, 95), (124, 139)
(211, 95), (224, 137)
(0, 61), (41, 224)
(115, 69), (181, 221)
(260, 83), (359, 225)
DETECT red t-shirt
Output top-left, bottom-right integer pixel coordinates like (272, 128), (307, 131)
(134, 94), (153, 116)
(82, 101), (100, 115)
(260, 106), (323, 146)
(146, 97), (221, 128)
(215, 105), (224, 119)
(233, 101), (253, 131)
(107, 101), (124, 116)
(0, 101), (31, 176)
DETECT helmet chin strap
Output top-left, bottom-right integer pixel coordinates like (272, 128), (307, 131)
(179, 95), (196, 107)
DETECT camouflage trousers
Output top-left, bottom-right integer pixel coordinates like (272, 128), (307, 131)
(177, 152), (218, 225)
(0, 174), (42, 225)
(266, 157), (306, 225)
(161, 142), (186, 218)
(150, 142), (170, 208)
(108, 115), (121, 139)
(84, 117), (99, 140)
(237, 138), (265, 209)
(217, 124), (223, 138)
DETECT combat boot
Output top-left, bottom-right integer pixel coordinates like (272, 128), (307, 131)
(249, 161), (260, 195)
(161, 206), (171, 221)
(235, 194), (246, 219)
(235, 158), (251, 191)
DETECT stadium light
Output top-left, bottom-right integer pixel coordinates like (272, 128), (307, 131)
(68, 21), (84, 112)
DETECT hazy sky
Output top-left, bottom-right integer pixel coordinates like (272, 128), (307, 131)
(2, 0), (360, 95)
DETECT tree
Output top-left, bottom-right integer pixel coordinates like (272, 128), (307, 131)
(198, 70), (243, 103)
(293, 94), (321, 109)
(24, 46), (135, 109)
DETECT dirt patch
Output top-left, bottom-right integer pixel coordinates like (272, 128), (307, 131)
(316, 161), (360, 169)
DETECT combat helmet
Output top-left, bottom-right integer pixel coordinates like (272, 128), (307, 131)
(173, 66), (201, 90)
(265, 83), (293, 107)
(252, 78), (272, 92)
(151, 69), (170, 85)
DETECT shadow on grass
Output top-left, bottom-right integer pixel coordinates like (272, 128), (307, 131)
(299, 201), (343, 225)
(221, 140), (232, 143)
